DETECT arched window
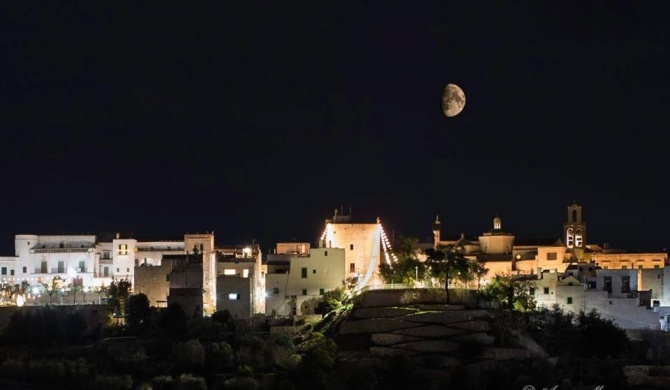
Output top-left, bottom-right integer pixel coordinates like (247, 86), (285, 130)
(566, 228), (574, 248)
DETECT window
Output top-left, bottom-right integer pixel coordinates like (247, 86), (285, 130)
(104, 267), (109, 277)
(243, 269), (249, 278)
(324, 251), (328, 256)
(604, 266), (609, 270)
(228, 293), (240, 300)
(350, 263), (356, 273)
(319, 288), (325, 295)
(312, 269), (316, 274)
(655, 265), (660, 269)
(529, 288), (535, 296)
(127, 268), (130, 273)
(301, 267), (307, 278)
(224, 269), (236, 275)
(543, 287), (549, 294)
(603, 276), (612, 293)
(79, 261), (85, 272)
(1, 267), (6, 275)
(272, 287), (279, 294)
(166, 274), (170, 282)
(547, 252), (557, 260)
(10, 270), (14, 276)
(350, 244), (354, 250)
(638, 265), (643, 270)
(622, 276), (631, 293)
(22, 266), (26, 273)
(41, 261), (48, 273)
(622, 265), (627, 270)
(116, 268), (120, 273)
(302, 289), (307, 296)
(118, 244), (128, 255)
(567, 297), (573, 304)
(58, 261), (65, 273)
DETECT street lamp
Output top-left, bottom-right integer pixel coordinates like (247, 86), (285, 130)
(415, 266), (419, 285)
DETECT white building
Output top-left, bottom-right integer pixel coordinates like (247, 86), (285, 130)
(216, 244), (265, 316)
(533, 272), (585, 312)
(265, 244), (345, 317)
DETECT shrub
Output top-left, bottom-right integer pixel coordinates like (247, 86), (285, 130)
(174, 374), (208, 390)
(173, 339), (206, 371)
(93, 374), (133, 390)
(206, 341), (234, 373)
(223, 376), (259, 390)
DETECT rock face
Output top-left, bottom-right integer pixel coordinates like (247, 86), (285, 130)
(334, 289), (545, 371)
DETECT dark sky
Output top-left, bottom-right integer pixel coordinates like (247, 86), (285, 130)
(1, 2), (669, 254)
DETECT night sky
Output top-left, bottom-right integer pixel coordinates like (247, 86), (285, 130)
(1, 2), (669, 254)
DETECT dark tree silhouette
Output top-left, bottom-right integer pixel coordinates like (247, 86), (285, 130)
(425, 245), (470, 304)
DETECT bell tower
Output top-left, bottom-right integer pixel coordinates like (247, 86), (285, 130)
(432, 215), (441, 248)
(564, 202), (586, 249)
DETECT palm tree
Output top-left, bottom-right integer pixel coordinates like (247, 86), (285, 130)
(425, 244), (470, 304)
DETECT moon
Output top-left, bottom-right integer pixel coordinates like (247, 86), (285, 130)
(442, 83), (466, 118)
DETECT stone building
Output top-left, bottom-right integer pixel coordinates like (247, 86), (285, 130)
(320, 208), (394, 290)
(265, 245), (345, 316)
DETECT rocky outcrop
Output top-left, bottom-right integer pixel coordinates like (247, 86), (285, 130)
(334, 289), (547, 371)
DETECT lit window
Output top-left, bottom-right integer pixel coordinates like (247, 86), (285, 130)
(228, 293), (240, 300)
(547, 252), (557, 260)
(118, 244), (128, 255)
(243, 269), (249, 278)
(224, 269), (236, 275)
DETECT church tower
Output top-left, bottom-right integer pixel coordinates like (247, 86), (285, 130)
(433, 215), (441, 248)
(564, 202), (586, 249)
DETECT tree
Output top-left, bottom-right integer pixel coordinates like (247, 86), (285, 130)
(471, 261), (489, 290)
(126, 293), (150, 330)
(317, 287), (348, 315)
(378, 236), (426, 285)
(425, 245), (470, 304)
(107, 279), (132, 316)
(483, 274), (536, 311)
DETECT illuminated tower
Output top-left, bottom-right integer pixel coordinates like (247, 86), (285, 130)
(564, 202), (586, 261)
(432, 215), (441, 248)
(320, 207), (396, 290)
